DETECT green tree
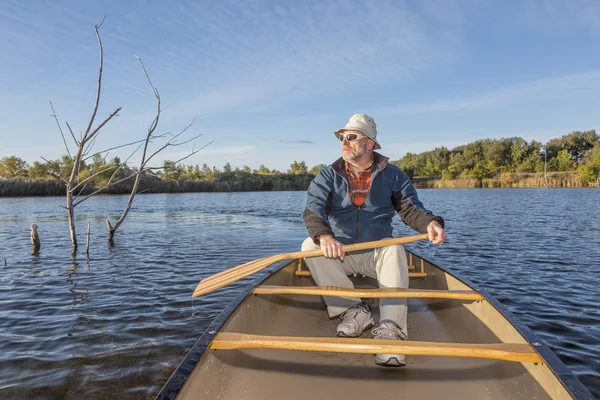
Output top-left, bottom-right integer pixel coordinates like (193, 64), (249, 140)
(309, 164), (327, 175)
(546, 130), (598, 163)
(578, 165), (598, 184)
(163, 160), (184, 180)
(510, 138), (529, 170)
(578, 142), (600, 183)
(556, 149), (574, 172)
(288, 161), (308, 174)
(0, 156), (29, 178)
(192, 164), (202, 180)
(28, 161), (51, 179)
(202, 163), (213, 180)
(256, 164), (271, 174)
(584, 142), (600, 169)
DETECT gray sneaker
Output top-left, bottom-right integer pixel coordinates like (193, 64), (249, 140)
(336, 303), (374, 337)
(371, 319), (407, 367)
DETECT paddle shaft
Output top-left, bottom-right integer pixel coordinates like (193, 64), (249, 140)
(193, 233), (428, 297)
(200, 233), (428, 285)
(284, 233), (429, 260)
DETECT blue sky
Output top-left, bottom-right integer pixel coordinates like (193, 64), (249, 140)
(1, 0), (599, 172)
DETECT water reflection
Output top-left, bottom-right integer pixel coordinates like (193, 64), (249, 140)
(66, 262), (89, 310)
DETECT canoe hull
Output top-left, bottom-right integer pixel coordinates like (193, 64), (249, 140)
(156, 252), (593, 400)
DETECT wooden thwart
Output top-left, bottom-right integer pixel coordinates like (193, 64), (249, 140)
(210, 333), (542, 363)
(295, 270), (428, 278)
(253, 285), (484, 301)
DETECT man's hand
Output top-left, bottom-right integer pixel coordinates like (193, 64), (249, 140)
(427, 220), (446, 244)
(318, 235), (345, 260)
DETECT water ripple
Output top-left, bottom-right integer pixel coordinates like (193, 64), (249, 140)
(0, 190), (598, 398)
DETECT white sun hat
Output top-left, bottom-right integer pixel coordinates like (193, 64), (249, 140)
(334, 113), (381, 149)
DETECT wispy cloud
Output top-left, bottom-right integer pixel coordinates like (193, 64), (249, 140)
(377, 70), (600, 116)
(200, 145), (256, 156)
(159, 0), (463, 118)
(279, 139), (314, 144)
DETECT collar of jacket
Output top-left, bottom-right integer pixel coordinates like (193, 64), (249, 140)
(331, 151), (389, 175)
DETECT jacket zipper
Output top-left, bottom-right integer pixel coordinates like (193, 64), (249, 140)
(355, 167), (383, 243)
(355, 208), (360, 243)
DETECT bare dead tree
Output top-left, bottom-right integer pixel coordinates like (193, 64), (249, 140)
(105, 56), (211, 243)
(46, 21), (122, 251)
(47, 21), (210, 251)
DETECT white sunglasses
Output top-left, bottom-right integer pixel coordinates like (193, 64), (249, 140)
(338, 132), (367, 142)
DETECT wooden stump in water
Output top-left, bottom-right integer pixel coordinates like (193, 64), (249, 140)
(106, 219), (115, 245)
(30, 224), (40, 253)
(86, 221), (91, 257)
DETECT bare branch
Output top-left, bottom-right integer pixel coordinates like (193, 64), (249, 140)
(64, 121), (78, 146)
(49, 101), (73, 157)
(73, 171), (137, 207)
(70, 164), (118, 192)
(105, 55), (162, 237)
(142, 117), (198, 167)
(150, 131), (171, 140)
(49, 171), (68, 183)
(73, 161), (125, 204)
(40, 156), (68, 183)
(171, 132), (204, 147)
(73, 178), (93, 202)
(142, 141), (213, 170)
(169, 141), (213, 165)
(74, 147), (136, 203)
(85, 107), (122, 144)
(82, 136), (98, 158)
(135, 55), (160, 101)
(97, 15), (106, 29)
(82, 138), (147, 162)
(82, 24), (104, 141)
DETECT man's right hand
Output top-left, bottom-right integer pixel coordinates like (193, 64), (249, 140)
(318, 235), (345, 260)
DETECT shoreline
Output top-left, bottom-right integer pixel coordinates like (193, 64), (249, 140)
(1, 171), (598, 197)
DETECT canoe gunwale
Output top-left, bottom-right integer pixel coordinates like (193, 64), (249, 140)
(413, 252), (595, 400)
(155, 252), (595, 400)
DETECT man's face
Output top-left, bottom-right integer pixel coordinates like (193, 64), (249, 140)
(340, 130), (370, 163)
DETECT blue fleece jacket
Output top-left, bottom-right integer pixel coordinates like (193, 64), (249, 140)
(304, 152), (444, 245)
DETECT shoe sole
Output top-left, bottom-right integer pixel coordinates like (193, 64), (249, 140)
(375, 357), (406, 367)
(336, 321), (374, 338)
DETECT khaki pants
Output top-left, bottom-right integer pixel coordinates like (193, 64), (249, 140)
(301, 237), (409, 336)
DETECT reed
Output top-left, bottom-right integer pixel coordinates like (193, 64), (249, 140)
(412, 172), (599, 189)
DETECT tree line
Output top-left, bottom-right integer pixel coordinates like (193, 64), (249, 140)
(0, 156), (322, 196)
(2, 130), (599, 196)
(393, 130), (600, 184)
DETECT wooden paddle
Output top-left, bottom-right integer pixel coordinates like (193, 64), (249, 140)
(192, 233), (428, 298)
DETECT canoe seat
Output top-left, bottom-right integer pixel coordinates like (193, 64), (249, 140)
(210, 332), (542, 363)
(253, 285), (484, 301)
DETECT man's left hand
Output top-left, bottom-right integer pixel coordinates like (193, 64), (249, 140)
(427, 221), (446, 244)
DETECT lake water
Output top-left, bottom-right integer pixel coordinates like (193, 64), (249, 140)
(0, 189), (598, 399)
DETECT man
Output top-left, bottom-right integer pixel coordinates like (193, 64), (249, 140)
(302, 113), (446, 367)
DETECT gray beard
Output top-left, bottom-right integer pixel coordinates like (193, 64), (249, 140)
(342, 149), (365, 163)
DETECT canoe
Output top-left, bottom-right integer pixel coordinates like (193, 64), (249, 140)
(156, 251), (594, 399)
